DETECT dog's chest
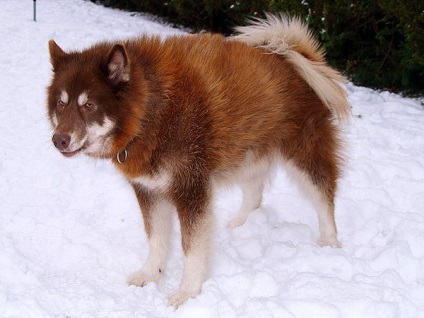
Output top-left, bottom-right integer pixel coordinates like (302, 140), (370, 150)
(132, 171), (171, 192)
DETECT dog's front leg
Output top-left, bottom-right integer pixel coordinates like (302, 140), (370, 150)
(128, 184), (173, 287)
(168, 177), (214, 307)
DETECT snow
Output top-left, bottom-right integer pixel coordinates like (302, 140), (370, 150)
(1, 0), (423, 317)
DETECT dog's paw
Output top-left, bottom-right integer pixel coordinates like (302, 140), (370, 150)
(127, 270), (161, 287)
(168, 288), (199, 308)
(318, 236), (342, 248)
(227, 216), (247, 229)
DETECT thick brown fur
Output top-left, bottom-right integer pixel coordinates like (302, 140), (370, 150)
(47, 15), (350, 307)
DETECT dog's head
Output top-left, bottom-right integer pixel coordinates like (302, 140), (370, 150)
(47, 40), (142, 159)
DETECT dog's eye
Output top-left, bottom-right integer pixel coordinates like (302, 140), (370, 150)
(57, 100), (65, 108)
(84, 102), (94, 108)
(81, 101), (96, 113)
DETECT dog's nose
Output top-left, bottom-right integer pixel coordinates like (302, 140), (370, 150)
(52, 133), (71, 151)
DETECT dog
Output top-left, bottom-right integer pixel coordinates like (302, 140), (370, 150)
(46, 14), (350, 307)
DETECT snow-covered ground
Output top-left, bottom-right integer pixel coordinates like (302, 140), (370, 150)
(1, 1), (423, 317)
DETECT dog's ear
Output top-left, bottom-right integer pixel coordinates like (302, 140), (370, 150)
(48, 40), (66, 71)
(107, 44), (130, 85)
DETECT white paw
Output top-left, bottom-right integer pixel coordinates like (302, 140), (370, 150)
(318, 236), (342, 248)
(168, 288), (199, 308)
(127, 269), (162, 287)
(227, 216), (247, 229)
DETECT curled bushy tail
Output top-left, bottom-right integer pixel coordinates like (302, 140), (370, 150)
(231, 13), (351, 121)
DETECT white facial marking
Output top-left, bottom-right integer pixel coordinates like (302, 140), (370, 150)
(86, 117), (115, 137)
(51, 113), (58, 127)
(68, 131), (85, 151)
(60, 90), (69, 104)
(78, 91), (89, 106)
(83, 117), (116, 155)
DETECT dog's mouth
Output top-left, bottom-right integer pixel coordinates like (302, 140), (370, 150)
(61, 148), (83, 157)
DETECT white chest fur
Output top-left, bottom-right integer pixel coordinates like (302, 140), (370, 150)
(132, 171), (171, 192)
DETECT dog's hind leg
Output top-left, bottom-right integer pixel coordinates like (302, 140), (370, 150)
(228, 154), (272, 229)
(283, 116), (343, 248)
(285, 159), (341, 248)
(227, 175), (266, 229)
(128, 185), (173, 287)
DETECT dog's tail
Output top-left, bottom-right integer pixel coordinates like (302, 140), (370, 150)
(231, 13), (350, 121)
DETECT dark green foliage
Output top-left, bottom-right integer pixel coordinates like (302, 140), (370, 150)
(93, 0), (424, 95)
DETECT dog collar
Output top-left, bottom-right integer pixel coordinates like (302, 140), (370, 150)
(116, 148), (128, 164)
(115, 134), (140, 164)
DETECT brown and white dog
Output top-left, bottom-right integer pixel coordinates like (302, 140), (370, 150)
(47, 14), (350, 307)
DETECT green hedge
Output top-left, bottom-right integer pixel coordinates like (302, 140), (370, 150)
(94, 0), (424, 96)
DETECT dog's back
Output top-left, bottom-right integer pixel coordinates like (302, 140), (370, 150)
(125, 32), (343, 173)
